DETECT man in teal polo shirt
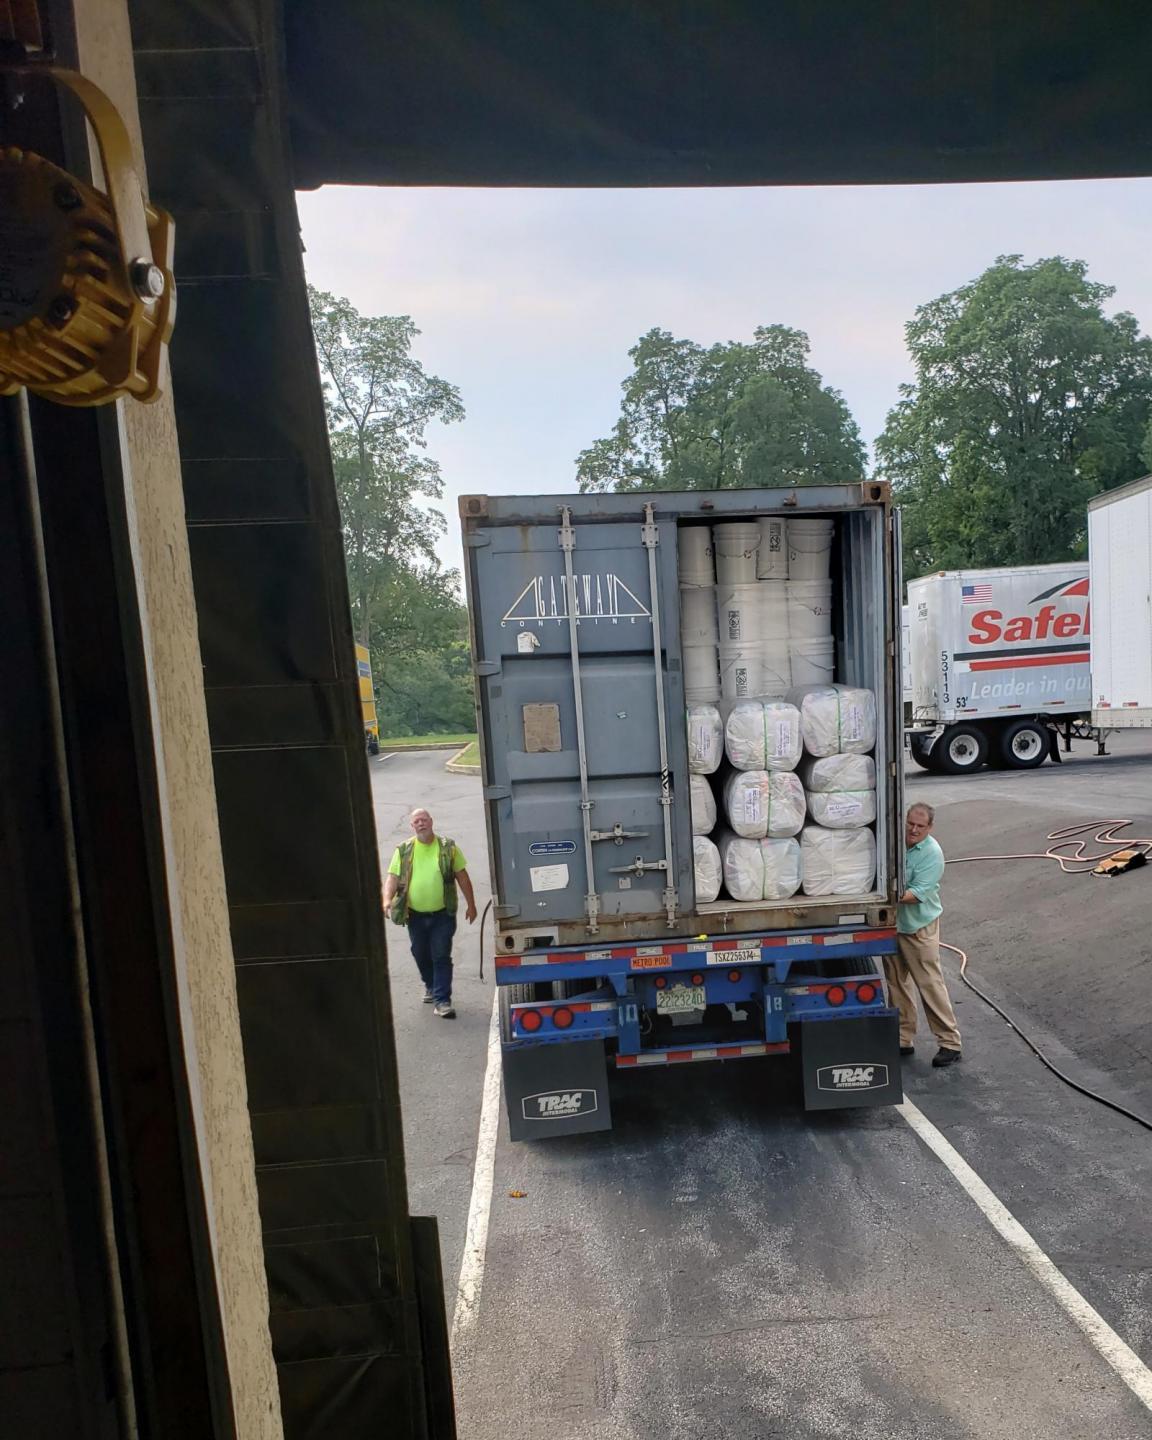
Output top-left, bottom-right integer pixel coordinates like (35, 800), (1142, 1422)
(383, 808), (477, 1019)
(884, 802), (962, 1068)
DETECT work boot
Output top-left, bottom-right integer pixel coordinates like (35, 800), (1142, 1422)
(899, 1045), (915, 1057)
(932, 1047), (962, 1068)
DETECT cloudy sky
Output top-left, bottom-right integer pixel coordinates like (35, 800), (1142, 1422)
(297, 180), (1152, 579)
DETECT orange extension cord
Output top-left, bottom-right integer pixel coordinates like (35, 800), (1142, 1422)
(935, 821), (1152, 1132)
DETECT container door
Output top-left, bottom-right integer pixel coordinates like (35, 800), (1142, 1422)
(891, 507), (906, 896)
(468, 513), (675, 930)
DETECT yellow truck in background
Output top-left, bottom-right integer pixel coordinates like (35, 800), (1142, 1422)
(356, 643), (380, 754)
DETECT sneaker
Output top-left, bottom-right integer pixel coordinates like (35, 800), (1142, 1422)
(899, 1045), (915, 1057)
(433, 1002), (456, 1019)
(932, 1047), (962, 1068)
(422, 989), (435, 1004)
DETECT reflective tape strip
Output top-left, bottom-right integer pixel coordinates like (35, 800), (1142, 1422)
(500, 928), (897, 970)
(616, 1042), (788, 1068)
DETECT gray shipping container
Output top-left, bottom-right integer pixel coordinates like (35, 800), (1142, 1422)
(461, 485), (903, 953)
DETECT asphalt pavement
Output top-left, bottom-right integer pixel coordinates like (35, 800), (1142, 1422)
(370, 736), (1152, 1439)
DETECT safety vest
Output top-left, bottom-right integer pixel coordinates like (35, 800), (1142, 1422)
(389, 835), (458, 925)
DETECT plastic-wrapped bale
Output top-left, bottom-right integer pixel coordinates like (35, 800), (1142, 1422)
(694, 835), (723, 903)
(686, 703), (724, 775)
(690, 774), (717, 835)
(723, 700), (802, 773)
(789, 684), (876, 757)
(722, 769), (806, 839)
(801, 754), (876, 829)
(717, 831), (802, 902)
(800, 825), (877, 896)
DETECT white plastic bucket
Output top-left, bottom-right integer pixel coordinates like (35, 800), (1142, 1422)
(758, 580), (790, 640)
(787, 518), (833, 580)
(715, 582), (762, 645)
(787, 579), (833, 639)
(790, 637), (835, 687)
(759, 644), (792, 698)
(678, 526), (715, 585)
(757, 517), (789, 579)
(683, 643), (721, 700)
(713, 522), (761, 584)
(718, 644), (762, 703)
(679, 585), (718, 645)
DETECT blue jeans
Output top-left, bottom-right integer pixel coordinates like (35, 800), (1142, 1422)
(407, 909), (456, 1004)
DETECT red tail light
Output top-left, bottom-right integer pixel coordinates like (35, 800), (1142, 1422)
(826, 985), (847, 1007)
(519, 1009), (542, 1032)
(728, 969), (742, 983)
(552, 1007), (574, 1030)
(691, 973), (704, 987)
(856, 982), (877, 1004)
(655, 976), (667, 989)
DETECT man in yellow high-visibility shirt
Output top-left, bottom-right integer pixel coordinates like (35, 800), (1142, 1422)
(383, 808), (477, 1018)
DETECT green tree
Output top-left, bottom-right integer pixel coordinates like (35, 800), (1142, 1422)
(308, 286), (465, 646)
(876, 256), (1152, 577)
(577, 325), (865, 492)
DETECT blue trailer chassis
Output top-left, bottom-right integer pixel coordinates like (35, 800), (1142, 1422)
(497, 924), (903, 1137)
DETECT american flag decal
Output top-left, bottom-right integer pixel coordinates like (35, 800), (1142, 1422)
(962, 583), (993, 605)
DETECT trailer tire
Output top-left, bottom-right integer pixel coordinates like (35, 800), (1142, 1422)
(935, 723), (988, 774)
(499, 983), (535, 1043)
(999, 719), (1049, 769)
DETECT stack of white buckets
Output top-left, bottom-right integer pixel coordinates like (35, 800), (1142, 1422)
(679, 515), (834, 705)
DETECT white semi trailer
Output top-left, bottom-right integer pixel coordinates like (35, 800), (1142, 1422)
(1089, 474), (1152, 728)
(906, 563), (1094, 774)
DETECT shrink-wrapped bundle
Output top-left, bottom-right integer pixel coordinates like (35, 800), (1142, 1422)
(806, 789), (876, 830)
(800, 825), (877, 896)
(693, 835), (723, 903)
(789, 684), (876, 757)
(722, 770), (805, 839)
(724, 700), (802, 773)
(690, 774), (717, 835)
(801, 754), (876, 829)
(686, 703), (724, 775)
(717, 831), (802, 902)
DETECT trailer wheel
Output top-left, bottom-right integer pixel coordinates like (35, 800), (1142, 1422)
(999, 719), (1048, 769)
(499, 983), (535, 1042)
(935, 723), (988, 774)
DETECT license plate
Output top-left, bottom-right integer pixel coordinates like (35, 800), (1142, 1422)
(706, 946), (761, 966)
(656, 984), (707, 1015)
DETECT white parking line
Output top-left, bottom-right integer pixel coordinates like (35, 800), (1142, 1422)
(898, 1097), (1152, 1412)
(451, 989), (502, 1353)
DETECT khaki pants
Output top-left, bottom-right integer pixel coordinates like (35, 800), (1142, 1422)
(884, 919), (961, 1052)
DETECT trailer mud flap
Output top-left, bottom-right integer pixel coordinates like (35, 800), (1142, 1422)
(799, 1014), (903, 1110)
(503, 1040), (612, 1141)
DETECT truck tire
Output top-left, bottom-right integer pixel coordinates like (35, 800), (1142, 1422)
(499, 982), (535, 1043)
(999, 719), (1048, 769)
(935, 723), (988, 774)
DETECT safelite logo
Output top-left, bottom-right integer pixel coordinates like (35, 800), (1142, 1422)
(962, 576), (1090, 670)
